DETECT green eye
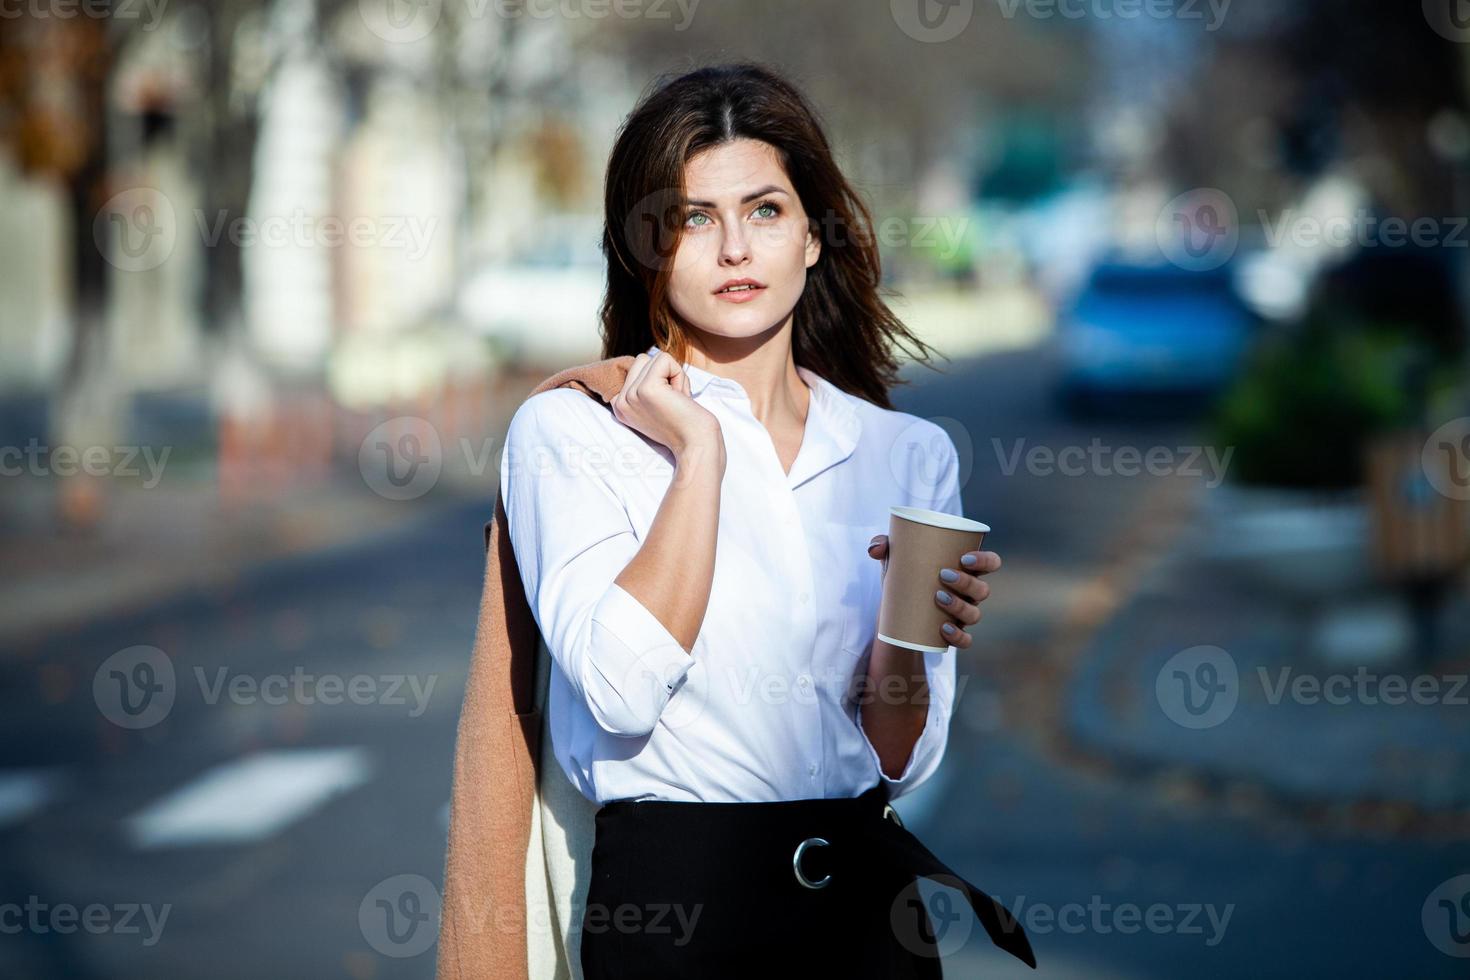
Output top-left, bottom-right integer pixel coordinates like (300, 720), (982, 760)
(755, 202), (779, 218)
(686, 212), (710, 228)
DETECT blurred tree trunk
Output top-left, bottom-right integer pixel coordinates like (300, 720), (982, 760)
(199, 1), (261, 345)
(0, 14), (115, 528)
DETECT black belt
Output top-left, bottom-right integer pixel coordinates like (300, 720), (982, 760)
(601, 781), (1037, 970)
(861, 790), (1036, 969)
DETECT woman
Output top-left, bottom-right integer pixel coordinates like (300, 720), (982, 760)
(498, 62), (1033, 978)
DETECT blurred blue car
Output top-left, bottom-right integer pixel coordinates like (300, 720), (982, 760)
(1054, 261), (1256, 415)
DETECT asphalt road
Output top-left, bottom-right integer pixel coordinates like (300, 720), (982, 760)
(2, 347), (1464, 978)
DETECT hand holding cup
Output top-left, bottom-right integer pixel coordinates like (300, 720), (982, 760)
(865, 507), (996, 651)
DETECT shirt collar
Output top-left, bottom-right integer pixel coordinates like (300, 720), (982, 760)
(644, 344), (861, 489)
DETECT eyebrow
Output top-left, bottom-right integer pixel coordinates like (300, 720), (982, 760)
(682, 185), (789, 208)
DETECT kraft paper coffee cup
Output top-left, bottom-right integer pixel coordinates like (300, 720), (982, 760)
(877, 506), (990, 653)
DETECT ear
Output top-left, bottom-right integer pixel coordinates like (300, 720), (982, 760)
(804, 224), (821, 268)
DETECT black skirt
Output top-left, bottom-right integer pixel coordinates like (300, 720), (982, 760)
(578, 780), (1036, 979)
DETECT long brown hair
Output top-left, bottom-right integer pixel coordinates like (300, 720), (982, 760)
(598, 61), (941, 410)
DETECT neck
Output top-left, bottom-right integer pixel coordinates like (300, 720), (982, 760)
(683, 328), (810, 425)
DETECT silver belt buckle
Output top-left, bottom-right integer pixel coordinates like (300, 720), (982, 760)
(792, 837), (831, 889)
(882, 802), (904, 828)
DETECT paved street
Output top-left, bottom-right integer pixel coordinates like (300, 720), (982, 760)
(2, 347), (1466, 978)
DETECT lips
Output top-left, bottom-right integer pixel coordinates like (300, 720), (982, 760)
(714, 279), (766, 303)
(714, 284), (764, 303)
(714, 278), (765, 295)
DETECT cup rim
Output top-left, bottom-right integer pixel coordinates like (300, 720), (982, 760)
(890, 505), (989, 534)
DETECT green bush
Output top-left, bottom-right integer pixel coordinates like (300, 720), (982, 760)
(1209, 313), (1455, 490)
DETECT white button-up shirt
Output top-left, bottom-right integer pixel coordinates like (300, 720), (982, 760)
(499, 344), (963, 805)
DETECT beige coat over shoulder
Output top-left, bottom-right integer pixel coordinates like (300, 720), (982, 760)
(436, 354), (638, 980)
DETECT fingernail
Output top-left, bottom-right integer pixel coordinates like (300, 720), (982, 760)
(868, 537), (882, 552)
(961, 554), (978, 567)
(939, 568), (959, 583)
(936, 590), (952, 605)
(942, 623), (956, 635)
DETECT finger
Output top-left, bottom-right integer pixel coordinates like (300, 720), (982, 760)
(937, 566), (989, 603)
(620, 353), (649, 399)
(867, 534), (887, 558)
(960, 550), (1001, 575)
(650, 351), (688, 393)
(626, 352), (656, 394)
(935, 589), (982, 626)
(941, 622), (971, 648)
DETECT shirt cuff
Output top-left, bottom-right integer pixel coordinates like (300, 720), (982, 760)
(855, 647), (948, 798)
(584, 582), (697, 737)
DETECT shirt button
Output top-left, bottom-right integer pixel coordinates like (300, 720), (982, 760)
(808, 762), (819, 775)
(798, 674), (811, 689)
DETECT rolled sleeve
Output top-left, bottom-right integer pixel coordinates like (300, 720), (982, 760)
(856, 645), (955, 800)
(501, 390), (694, 739)
(584, 583), (697, 737)
(856, 423), (962, 799)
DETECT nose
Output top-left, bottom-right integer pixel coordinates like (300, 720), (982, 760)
(718, 224), (750, 266)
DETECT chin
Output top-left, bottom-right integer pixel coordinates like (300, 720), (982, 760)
(706, 300), (791, 334)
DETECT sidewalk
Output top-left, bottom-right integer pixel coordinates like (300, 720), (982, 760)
(0, 465), (449, 649)
(0, 363), (566, 649)
(1060, 486), (1470, 819)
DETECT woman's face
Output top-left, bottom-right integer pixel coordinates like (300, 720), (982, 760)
(665, 138), (820, 343)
